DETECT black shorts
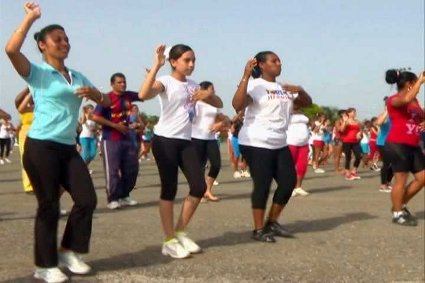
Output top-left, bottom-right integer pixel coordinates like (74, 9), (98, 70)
(384, 142), (425, 173)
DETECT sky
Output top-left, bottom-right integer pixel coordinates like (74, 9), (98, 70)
(0, 0), (424, 124)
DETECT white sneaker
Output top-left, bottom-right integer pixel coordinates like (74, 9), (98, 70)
(34, 267), (68, 283)
(233, 171), (242, 179)
(291, 190), (299, 197)
(213, 180), (219, 186)
(88, 169), (94, 175)
(314, 168), (325, 174)
(0, 159), (4, 165)
(294, 187), (310, 196)
(59, 251), (91, 274)
(119, 197), (138, 206)
(4, 158), (11, 164)
(242, 170), (251, 178)
(176, 231), (202, 254)
(161, 238), (191, 259)
(107, 201), (120, 210)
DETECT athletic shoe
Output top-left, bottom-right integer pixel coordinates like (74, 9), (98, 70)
(176, 231), (202, 254)
(0, 159), (4, 165)
(242, 170), (251, 178)
(291, 190), (298, 197)
(119, 197), (138, 207)
(265, 221), (294, 238)
(392, 214), (417, 226)
(34, 267), (68, 283)
(350, 172), (361, 180)
(107, 201), (120, 210)
(213, 180), (219, 186)
(233, 171), (242, 179)
(314, 168), (325, 174)
(379, 187), (391, 193)
(402, 206), (417, 223)
(161, 238), (191, 259)
(4, 158), (11, 164)
(345, 173), (356, 181)
(59, 251), (91, 274)
(293, 187), (310, 196)
(252, 228), (275, 243)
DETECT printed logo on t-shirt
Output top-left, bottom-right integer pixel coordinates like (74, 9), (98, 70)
(266, 89), (291, 101)
(406, 108), (424, 135)
(184, 85), (199, 122)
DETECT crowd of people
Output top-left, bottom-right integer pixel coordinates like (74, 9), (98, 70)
(1, 2), (424, 283)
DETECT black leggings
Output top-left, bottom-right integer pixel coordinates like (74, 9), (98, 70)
(191, 138), (221, 179)
(377, 145), (393, 185)
(0, 138), (11, 158)
(23, 138), (97, 268)
(151, 135), (206, 201)
(342, 142), (362, 170)
(240, 145), (296, 209)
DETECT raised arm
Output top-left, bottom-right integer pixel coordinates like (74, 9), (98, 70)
(5, 2), (41, 77)
(232, 59), (256, 112)
(282, 84), (313, 108)
(138, 45), (166, 101)
(375, 108), (388, 126)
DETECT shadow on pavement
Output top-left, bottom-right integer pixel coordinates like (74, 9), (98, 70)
(284, 212), (377, 233)
(309, 185), (352, 194)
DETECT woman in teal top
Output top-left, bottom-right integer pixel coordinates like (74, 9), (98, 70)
(5, 3), (110, 282)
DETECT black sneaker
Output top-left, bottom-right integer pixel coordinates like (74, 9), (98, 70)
(392, 214), (417, 226)
(252, 229), (276, 243)
(265, 221), (294, 238)
(402, 206), (418, 224)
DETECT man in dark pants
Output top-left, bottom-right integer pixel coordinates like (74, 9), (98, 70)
(92, 73), (142, 209)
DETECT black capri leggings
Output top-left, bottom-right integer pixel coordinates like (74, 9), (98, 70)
(240, 145), (296, 209)
(191, 138), (221, 179)
(342, 142), (362, 170)
(377, 145), (393, 185)
(23, 137), (97, 268)
(151, 135), (206, 201)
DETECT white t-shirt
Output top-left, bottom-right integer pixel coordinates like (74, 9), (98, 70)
(191, 101), (221, 140)
(238, 78), (297, 149)
(80, 120), (96, 138)
(0, 123), (11, 139)
(360, 130), (369, 144)
(311, 120), (325, 141)
(286, 113), (310, 146)
(154, 75), (199, 140)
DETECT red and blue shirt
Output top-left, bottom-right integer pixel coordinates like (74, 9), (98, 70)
(94, 91), (141, 141)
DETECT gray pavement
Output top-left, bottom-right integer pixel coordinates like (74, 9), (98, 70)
(0, 145), (424, 283)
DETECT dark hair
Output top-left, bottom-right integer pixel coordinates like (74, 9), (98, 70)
(385, 69), (417, 91)
(110, 72), (126, 84)
(346, 107), (356, 113)
(33, 24), (65, 52)
(199, 81), (213, 90)
(169, 44), (193, 61)
(252, 51), (275, 78)
(337, 109), (346, 117)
